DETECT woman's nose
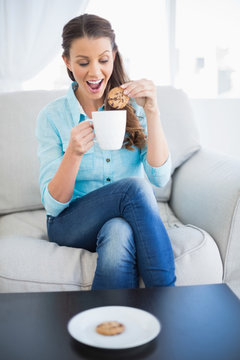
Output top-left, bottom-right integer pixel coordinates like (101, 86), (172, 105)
(88, 61), (102, 77)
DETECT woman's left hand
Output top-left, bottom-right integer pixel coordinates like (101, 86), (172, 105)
(121, 79), (158, 112)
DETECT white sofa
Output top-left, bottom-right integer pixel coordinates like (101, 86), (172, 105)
(0, 86), (239, 297)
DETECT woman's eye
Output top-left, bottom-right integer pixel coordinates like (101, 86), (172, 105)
(79, 63), (88, 67)
(100, 59), (109, 64)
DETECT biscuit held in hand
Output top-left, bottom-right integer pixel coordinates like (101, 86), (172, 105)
(96, 321), (125, 336)
(107, 87), (129, 109)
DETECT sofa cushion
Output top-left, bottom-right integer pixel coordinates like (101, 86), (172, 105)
(169, 225), (223, 285)
(0, 209), (47, 239)
(0, 203), (223, 293)
(0, 236), (97, 293)
(159, 202), (223, 285)
(157, 86), (201, 172)
(153, 86), (201, 201)
(0, 90), (65, 215)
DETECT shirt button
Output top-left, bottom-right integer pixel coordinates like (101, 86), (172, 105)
(106, 158), (110, 162)
(106, 177), (111, 182)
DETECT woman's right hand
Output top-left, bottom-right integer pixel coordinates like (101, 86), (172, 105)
(67, 120), (95, 157)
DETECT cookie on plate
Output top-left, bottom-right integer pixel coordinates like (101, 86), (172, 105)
(107, 86), (129, 109)
(96, 321), (125, 336)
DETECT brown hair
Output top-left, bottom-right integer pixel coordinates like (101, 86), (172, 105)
(62, 14), (146, 150)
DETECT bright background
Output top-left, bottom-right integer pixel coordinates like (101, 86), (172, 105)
(23, 0), (240, 100)
(1, 0), (240, 158)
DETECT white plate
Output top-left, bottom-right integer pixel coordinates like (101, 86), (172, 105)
(67, 306), (161, 349)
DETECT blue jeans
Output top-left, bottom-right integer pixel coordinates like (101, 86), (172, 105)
(47, 178), (176, 290)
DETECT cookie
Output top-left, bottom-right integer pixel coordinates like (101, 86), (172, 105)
(96, 321), (125, 336)
(107, 86), (129, 109)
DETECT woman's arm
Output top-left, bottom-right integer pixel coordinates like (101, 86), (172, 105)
(144, 106), (169, 167)
(47, 148), (82, 203)
(121, 79), (169, 166)
(48, 120), (94, 203)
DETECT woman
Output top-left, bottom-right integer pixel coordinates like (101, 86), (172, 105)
(36, 14), (176, 290)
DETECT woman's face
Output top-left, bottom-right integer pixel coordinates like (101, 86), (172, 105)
(63, 36), (115, 103)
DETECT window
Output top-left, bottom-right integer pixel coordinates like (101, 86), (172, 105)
(23, 0), (240, 98)
(175, 0), (240, 98)
(86, 0), (170, 84)
(23, 0), (170, 90)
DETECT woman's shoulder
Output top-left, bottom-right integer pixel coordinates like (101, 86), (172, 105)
(37, 92), (69, 126)
(39, 93), (68, 117)
(36, 94), (69, 136)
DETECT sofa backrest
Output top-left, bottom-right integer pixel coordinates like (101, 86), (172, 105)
(0, 90), (65, 215)
(157, 86), (201, 172)
(0, 86), (200, 215)
(152, 87), (201, 201)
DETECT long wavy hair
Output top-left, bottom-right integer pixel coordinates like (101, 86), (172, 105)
(62, 14), (146, 150)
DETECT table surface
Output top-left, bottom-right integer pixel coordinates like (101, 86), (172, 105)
(1, 284), (240, 360)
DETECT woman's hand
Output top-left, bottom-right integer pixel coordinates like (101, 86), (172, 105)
(68, 120), (94, 157)
(121, 79), (158, 112)
(122, 79), (169, 167)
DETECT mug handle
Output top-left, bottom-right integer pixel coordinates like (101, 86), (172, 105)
(83, 119), (97, 143)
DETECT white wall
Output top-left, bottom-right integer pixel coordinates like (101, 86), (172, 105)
(190, 98), (240, 159)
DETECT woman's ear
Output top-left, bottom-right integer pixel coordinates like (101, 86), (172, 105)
(62, 55), (72, 71)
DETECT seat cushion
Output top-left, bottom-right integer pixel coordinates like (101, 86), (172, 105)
(0, 204), (223, 292)
(168, 225), (223, 285)
(0, 236), (97, 293)
(0, 210), (48, 240)
(158, 202), (223, 285)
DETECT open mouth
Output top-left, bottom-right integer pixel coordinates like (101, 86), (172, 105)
(86, 79), (104, 93)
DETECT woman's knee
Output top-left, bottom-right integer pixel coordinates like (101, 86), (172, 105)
(94, 218), (137, 288)
(121, 178), (157, 209)
(119, 177), (154, 197)
(96, 217), (135, 255)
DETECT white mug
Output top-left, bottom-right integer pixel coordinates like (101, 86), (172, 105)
(91, 110), (126, 150)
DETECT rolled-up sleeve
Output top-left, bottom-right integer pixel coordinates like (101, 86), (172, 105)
(142, 153), (172, 187)
(36, 108), (71, 216)
(136, 104), (172, 188)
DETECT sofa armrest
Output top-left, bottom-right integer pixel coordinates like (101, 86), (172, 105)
(170, 149), (240, 295)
